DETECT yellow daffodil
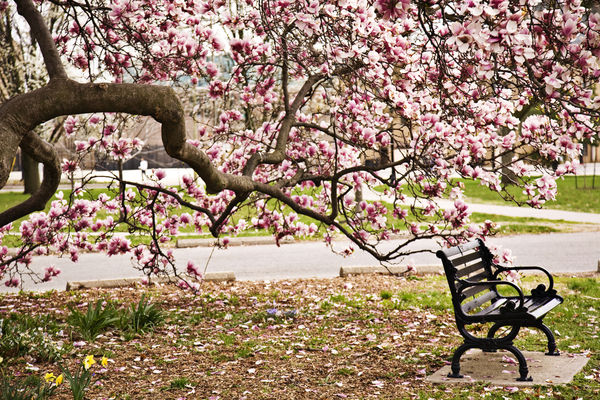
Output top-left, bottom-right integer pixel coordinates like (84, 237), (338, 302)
(83, 355), (96, 370)
(55, 374), (64, 385)
(44, 372), (56, 383)
(101, 356), (108, 367)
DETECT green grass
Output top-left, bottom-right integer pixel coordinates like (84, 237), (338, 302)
(381, 174), (600, 217)
(382, 203), (579, 236)
(1, 174), (597, 249)
(235, 340), (258, 359)
(0, 313), (66, 362)
(470, 211), (568, 234)
(384, 290), (453, 312)
(462, 176), (600, 213)
(167, 377), (193, 390)
(567, 277), (600, 297)
(0, 192), (29, 213)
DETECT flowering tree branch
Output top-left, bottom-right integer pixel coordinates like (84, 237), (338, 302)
(1, 0), (599, 287)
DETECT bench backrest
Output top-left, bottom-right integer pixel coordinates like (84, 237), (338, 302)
(436, 238), (499, 317)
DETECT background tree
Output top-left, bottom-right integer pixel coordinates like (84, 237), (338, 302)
(0, 2), (69, 194)
(0, 0), (599, 287)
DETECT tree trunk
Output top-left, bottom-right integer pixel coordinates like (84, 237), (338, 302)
(499, 125), (517, 187)
(500, 151), (517, 187)
(118, 159), (126, 221)
(22, 151), (40, 194)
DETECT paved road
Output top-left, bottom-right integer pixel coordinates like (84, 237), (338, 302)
(5, 231), (599, 292)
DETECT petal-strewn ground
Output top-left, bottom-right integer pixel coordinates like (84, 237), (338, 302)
(1, 274), (598, 399)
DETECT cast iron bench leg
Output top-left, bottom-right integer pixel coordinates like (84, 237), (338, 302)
(449, 341), (532, 381)
(448, 343), (474, 378)
(484, 323), (520, 352)
(502, 345), (533, 382)
(533, 321), (560, 356)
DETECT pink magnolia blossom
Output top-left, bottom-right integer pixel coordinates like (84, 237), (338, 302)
(155, 169), (166, 180)
(4, 277), (19, 287)
(63, 116), (79, 136)
(42, 265), (61, 282)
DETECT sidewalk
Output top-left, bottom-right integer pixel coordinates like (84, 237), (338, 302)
(430, 198), (600, 224)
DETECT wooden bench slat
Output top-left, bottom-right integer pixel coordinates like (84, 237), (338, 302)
(461, 291), (499, 314)
(451, 250), (484, 266)
(471, 297), (508, 316)
(473, 298), (534, 317)
(470, 297), (561, 318)
(461, 283), (493, 299)
(440, 240), (481, 258)
(529, 298), (562, 319)
(456, 260), (488, 278)
(510, 297), (548, 311)
(522, 297), (544, 309)
(462, 269), (490, 283)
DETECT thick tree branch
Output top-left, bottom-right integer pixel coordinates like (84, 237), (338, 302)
(0, 131), (61, 226)
(15, 0), (67, 80)
(0, 78), (258, 227)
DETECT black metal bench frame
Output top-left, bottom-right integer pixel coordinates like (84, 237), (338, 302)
(436, 238), (563, 381)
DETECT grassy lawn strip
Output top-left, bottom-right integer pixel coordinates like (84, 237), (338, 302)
(375, 176), (600, 214)
(0, 274), (598, 399)
(0, 181), (594, 249)
(462, 176), (600, 214)
(0, 210), (585, 248)
(469, 212), (585, 235)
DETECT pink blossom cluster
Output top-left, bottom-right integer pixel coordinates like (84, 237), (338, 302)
(42, 265), (61, 282)
(250, 200), (319, 245)
(186, 260), (203, 279)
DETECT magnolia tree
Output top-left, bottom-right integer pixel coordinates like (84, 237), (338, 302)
(0, 0), (599, 288)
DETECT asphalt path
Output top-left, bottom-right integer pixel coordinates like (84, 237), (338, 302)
(5, 231), (599, 292)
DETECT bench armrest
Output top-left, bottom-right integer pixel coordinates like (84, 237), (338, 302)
(493, 264), (555, 296)
(459, 279), (525, 310)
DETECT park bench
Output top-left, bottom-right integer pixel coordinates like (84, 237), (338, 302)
(436, 238), (563, 382)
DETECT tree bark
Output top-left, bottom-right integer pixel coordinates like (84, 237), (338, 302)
(0, 131), (61, 227)
(21, 150), (40, 194)
(500, 151), (517, 187)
